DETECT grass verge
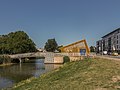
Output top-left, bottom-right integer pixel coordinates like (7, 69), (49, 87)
(11, 58), (120, 90)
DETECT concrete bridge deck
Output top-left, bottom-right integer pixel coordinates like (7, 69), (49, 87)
(9, 52), (82, 58)
(9, 52), (83, 64)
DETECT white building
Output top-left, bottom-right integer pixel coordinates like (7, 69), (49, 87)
(96, 28), (120, 53)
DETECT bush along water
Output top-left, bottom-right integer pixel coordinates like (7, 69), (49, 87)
(0, 55), (12, 65)
(63, 56), (70, 63)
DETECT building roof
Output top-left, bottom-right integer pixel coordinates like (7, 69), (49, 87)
(102, 28), (120, 38)
(96, 40), (102, 42)
(60, 39), (86, 49)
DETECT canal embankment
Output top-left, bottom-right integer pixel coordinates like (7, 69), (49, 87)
(12, 58), (120, 90)
(0, 63), (15, 67)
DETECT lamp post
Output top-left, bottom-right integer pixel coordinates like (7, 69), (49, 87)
(99, 46), (101, 54)
(112, 45), (115, 52)
(102, 40), (103, 56)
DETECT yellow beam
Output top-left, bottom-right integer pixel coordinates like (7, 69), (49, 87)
(60, 39), (90, 55)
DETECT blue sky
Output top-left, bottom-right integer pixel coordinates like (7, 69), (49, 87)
(0, 0), (120, 48)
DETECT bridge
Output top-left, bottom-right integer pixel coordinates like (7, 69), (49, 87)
(9, 52), (83, 64)
(9, 39), (90, 64)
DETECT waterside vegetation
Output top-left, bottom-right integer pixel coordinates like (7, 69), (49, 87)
(0, 55), (12, 66)
(0, 31), (38, 66)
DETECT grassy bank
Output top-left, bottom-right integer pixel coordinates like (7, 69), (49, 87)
(0, 63), (15, 67)
(12, 58), (120, 90)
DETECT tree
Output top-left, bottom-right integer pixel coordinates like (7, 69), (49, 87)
(44, 38), (58, 52)
(90, 46), (96, 52)
(0, 31), (37, 54)
(56, 45), (63, 52)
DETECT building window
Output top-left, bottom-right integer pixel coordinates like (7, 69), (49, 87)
(117, 45), (119, 49)
(117, 40), (118, 44)
(117, 35), (118, 39)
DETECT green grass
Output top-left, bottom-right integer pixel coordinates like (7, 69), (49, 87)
(11, 58), (120, 90)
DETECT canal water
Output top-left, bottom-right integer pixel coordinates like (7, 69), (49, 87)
(0, 59), (62, 89)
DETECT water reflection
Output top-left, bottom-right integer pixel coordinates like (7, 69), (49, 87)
(0, 59), (62, 89)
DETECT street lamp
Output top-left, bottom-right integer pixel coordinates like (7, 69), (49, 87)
(99, 47), (101, 53)
(112, 45), (115, 51)
(102, 40), (103, 55)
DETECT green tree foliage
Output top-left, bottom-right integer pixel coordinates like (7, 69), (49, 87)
(90, 46), (96, 52)
(56, 45), (63, 52)
(0, 31), (37, 54)
(44, 38), (58, 52)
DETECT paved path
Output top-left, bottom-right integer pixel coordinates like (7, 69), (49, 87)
(95, 55), (120, 61)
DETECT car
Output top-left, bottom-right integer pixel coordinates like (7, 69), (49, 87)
(112, 52), (118, 56)
(107, 52), (112, 55)
(103, 51), (107, 55)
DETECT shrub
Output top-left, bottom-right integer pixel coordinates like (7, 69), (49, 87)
(0, 57), (3, 64)
(0, 55), (12, 64)
(63, 56), (70, 63)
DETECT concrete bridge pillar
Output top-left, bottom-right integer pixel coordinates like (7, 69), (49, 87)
(44, 53), (64, 64)
(44, 53), (54, 64)
(19, 58), (22, 63)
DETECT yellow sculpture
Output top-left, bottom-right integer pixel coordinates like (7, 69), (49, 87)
(60, 39), (90, 55)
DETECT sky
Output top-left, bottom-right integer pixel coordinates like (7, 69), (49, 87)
(0, 0), (120, 48)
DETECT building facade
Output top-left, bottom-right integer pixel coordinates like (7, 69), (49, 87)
(96, 40), (102, 53)
(96, 28), (120, 53)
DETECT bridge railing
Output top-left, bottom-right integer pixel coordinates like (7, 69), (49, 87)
(9, 52), (85, 59)
(9, 52), (46, 59)
(55, 53), (82, 56)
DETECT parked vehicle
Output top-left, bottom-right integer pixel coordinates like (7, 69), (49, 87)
(107, 52), (112, 55)
(112, 52), (118, 56)
(103, 51), (107, 55)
